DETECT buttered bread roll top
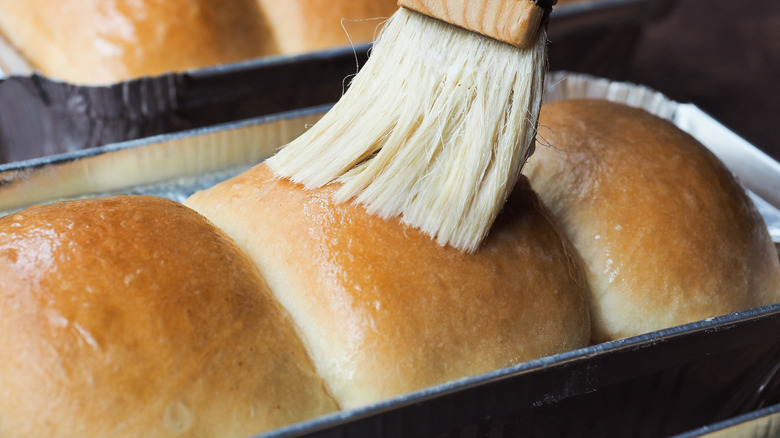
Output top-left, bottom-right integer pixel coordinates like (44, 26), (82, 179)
(185, 164), (591, 409)
(0, 0), (276, 84)
(0, 196), (337, 437)
(524, 99), (780, 342)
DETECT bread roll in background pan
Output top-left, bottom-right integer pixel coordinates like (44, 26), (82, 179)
(0, 195), (337, 437)
(185, 164), (592, 410)
(0, 0), (277, 84)
(0, 0), (398, 85)
(257, 0), (398, 55)
(524, 99), (780, 343)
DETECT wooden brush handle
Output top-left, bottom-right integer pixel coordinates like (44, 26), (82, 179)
(397, 0), (553, 48)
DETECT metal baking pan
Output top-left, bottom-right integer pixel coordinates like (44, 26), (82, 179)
(674, 402), (780, 438)
(1, 72), (779, 437)
(0, 0), (675, 164)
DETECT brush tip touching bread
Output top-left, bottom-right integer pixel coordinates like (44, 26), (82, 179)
(0, 195), (337, 437)
(185, 163), (591, 409)
(266, 7), (548, 252)
(524, 99), (780, 342)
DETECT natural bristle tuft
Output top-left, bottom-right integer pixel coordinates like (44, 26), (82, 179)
(266, 7), (547, 252)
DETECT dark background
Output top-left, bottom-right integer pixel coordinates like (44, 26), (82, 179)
(566, 0), (779, 161)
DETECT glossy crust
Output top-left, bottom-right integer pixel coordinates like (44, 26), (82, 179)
(524, 99), (780, 342)
(0, 196), (337, 437)
(256, 0), (398, 54)
(0, 0), (276, 84)
(185, 164), (591, 409)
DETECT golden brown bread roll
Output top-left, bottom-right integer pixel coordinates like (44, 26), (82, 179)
(257, 0), (398, 55)
(0, 196), (337, 437)
(524, 99), (780, 342)
(0, 0), (277, 84)
(185, 163), (591, 409)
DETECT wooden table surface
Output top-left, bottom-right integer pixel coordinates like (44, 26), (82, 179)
(554, 0), (780, 162)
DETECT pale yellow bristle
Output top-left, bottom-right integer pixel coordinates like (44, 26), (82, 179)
(266, 7), (547, 252)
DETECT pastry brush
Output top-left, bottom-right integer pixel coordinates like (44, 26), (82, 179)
(266, 0), (554, 252)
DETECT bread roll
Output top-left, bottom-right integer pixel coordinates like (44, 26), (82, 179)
(257, 0), (398, 54)
(185, 163), (591, 409)
(524, 99), (780, 342)
(0, 196), (337, 437)
(0, 0), (276, 84)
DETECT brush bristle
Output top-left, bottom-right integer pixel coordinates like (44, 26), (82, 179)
(266, 7), (547, 252)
